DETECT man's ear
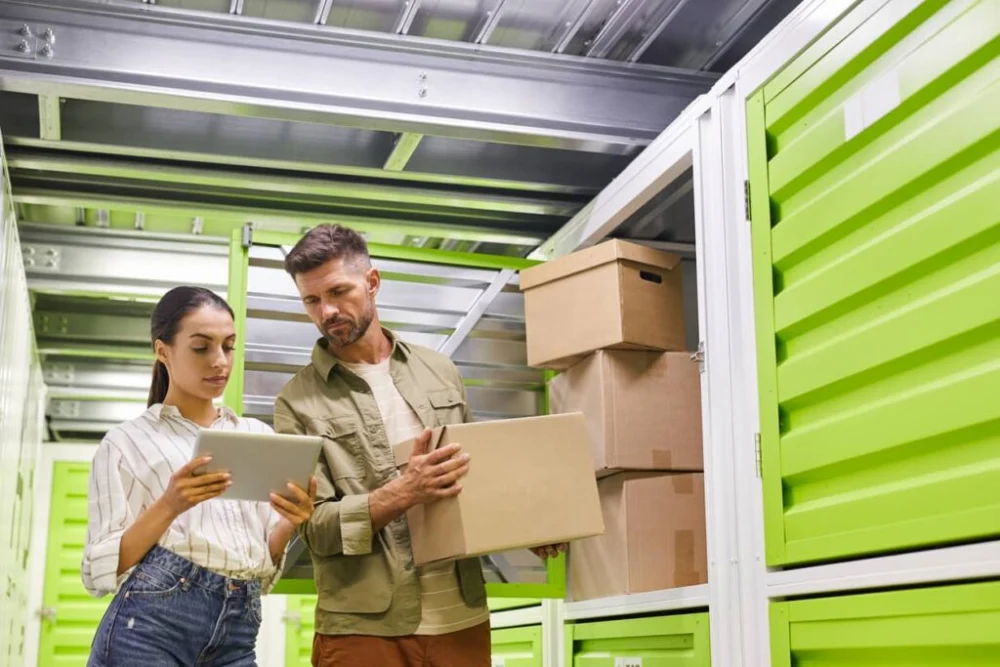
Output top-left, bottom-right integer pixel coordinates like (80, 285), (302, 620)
(366, 267), (381, 296)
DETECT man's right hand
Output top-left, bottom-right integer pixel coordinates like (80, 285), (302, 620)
(399, 428), (471, 507)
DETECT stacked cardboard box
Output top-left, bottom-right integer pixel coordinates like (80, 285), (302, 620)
(520, 239), (708, 601)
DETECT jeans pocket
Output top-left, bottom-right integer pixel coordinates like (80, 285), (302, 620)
(127, 565), (183, 598)
(247, 593), (263, 626)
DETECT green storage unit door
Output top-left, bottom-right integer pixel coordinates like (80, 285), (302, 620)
(38, 462), (111, 666)
(284, 594), (318, 667)
(491, 625), (543, 667)
(566, 613), (711, 667)
(770, 579), (1000, 665)
(747, 0), (1000, 566)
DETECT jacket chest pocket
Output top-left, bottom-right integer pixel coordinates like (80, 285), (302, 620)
(318, 417), (366, 481)
(428, 388), (466, 427)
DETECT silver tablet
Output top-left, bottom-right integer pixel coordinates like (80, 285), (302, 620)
(192, 429), (324, 503)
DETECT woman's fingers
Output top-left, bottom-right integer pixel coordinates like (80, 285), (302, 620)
(183, 471), (231, 489)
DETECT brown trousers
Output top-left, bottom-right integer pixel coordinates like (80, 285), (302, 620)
(311, 622), (492, 667)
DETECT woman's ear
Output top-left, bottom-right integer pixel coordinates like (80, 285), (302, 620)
(154, 339), (169, 367)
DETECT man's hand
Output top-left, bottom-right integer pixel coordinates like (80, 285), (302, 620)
(531, 543), (568, 559)
(399, 428), (471, 506)
(369, 428), (470, 532)
(270, 476), (318, 528)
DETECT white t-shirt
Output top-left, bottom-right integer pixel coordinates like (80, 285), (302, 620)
(340, 359), (489, 635)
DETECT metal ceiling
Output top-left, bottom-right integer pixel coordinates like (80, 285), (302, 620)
(1, 0), (802, 443)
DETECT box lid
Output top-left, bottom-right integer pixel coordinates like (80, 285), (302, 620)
(519, 239), (682, 291)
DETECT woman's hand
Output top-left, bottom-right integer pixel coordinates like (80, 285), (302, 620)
(160, 456), (232, 517)
(270, 476), (317, 528)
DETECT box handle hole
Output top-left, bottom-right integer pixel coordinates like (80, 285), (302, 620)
(639, 270), (663, 284)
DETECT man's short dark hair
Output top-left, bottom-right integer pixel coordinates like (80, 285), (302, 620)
(284, 224), (371, 278)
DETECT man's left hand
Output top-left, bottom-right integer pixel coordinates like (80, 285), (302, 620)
(270, 475), (317, 528)
(530, 543), (568, 559)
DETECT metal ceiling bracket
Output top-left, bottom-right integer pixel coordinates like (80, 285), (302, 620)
(241, 222), (253, 249)
(437, 269), (516, 358)
(313, 0), (335, 25)
(383, 133), (423, 171)
(473, 0), (507, 45)
(626, 0), (694, 62)
(38, 94), (61, 140)
(393, 0), (421, 35)
(21, 243), (61, 272)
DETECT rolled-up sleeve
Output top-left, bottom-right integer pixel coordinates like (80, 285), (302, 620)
(258, 506), (288, 593)
(81, 438), (133, 597)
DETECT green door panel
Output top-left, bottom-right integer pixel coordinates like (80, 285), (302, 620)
(38, 462), (111, 667)
(566, 613), (711, 667)
(284, 594), (318, 667)
(491, 625), (543, 667)
(748, 0), (1000, 566)
(770, 579), (1000, 665)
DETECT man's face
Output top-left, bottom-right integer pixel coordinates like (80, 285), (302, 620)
(294, 257), (379, 349)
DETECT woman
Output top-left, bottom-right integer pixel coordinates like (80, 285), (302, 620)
(83, 286), (316, 667)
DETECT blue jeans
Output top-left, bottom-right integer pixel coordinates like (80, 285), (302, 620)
(88, 546), (263, 666)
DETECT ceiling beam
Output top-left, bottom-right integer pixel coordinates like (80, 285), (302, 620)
(0, 0), (716, 154)
(6, 150), (581, 217)
(14, 190), (548, 247)
(383, 133), (424, 172)
(37, 95), (62, 141)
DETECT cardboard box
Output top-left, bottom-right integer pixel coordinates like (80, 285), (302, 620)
(519, 240), (686, 369)
(550, 350), (703, 475)
(569, 472), (707, 601)
(393, 413), (605, 567)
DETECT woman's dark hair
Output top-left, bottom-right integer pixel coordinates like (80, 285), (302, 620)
(148, 286), (234, 407)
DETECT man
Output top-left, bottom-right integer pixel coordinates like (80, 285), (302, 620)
(273, 224), (563, 666)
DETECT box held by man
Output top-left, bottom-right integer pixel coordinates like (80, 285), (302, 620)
(393, 413), (605, 567)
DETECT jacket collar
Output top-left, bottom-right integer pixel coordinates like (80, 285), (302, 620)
(311, 327), (411, 381)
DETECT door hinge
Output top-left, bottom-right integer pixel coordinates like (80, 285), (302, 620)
(690, 341), (705, 374)
(743, 180), (752, 221)
(240, 222), (254, 249)
(754, 432), (762, 478)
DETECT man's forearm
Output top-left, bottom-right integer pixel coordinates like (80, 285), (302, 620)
(369, 478), (415, 532)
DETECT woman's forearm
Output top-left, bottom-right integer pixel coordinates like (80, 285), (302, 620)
(116, 499), (178, 576)
(268, 518), (295, 566)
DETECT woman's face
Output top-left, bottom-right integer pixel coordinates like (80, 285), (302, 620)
(155, 305), (236, 402)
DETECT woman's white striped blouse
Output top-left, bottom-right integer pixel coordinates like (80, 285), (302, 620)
(81, 404), (287, 597)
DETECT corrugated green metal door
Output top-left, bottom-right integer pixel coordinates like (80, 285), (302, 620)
(566, 614), (711, 667)
(770, 580), (1000, 664)
(284, 594), (317, 667)
(748, 0), (1000, 566)
(491, 626), (543, 667)
(38, 462), (111, 666)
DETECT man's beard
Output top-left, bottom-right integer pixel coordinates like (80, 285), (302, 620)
(322, 298), (376, 349)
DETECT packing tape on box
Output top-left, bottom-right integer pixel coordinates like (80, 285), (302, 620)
(672, 474), (695, 494)
(651, 449), (673, 469)
(673, 529), (703, 585)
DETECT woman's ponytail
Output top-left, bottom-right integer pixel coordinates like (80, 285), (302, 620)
(147, 361), (170, 408)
